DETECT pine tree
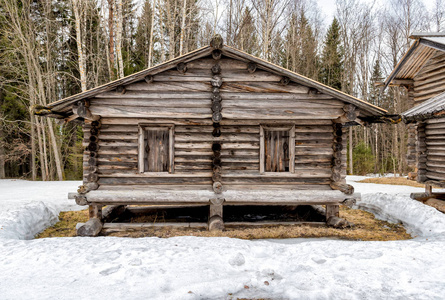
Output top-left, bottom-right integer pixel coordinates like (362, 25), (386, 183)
(135, 0), (154, 71)
(319, 18), (343, 90)
(369, 59), (383, 107)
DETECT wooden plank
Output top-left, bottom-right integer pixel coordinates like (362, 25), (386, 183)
(89, 105), (210, 119)
(223, 108), (343, 119)
(99, 117), (332, 126)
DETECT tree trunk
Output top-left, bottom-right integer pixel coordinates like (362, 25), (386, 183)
(179, 0), (187, 56)
(349, 126), (353, 174)
(147, 0), (156, 67)
(108, 0), (115, 79)
(0, 125), (5, 179)
(72, 0), (87, 91)
(115, 0), (124, 78)
(46, 118), (64, 181)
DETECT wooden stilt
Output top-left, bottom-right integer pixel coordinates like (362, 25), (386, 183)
(425, 184), (432, 196)
(326, 204), (339, 219)
(209, 198), (224, 231)
(89, 204), (103, 219)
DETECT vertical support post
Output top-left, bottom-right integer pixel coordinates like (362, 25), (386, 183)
(259, 125), (265, 174)
(89, 204), (103, 220)
(326, 205), (339, 220)
(209, 198), (224, 231)
(425, 184), (432, 196)
(289, 125), (295, 173)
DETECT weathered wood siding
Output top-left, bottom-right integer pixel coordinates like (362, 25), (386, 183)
(83, 56), (348, 191)
(423, 118), (445, 182)
(413, 51), (445, 104)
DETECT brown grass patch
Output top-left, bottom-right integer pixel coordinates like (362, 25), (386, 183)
(37, 210), (89, 238)
(37, 206), (411, 241)
(358, 176), (425, 188)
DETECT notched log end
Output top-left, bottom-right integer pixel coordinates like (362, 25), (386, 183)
(247, 62), (257, 73)
(32, 105), (52, 116)
(280, 76), (290, 86)
(177, 62), (187, 74)
(210, 34), (224, 49)
(144, 75), (153, 83)
(116, 85), (126, 94)
(77, 218), (103, 237)
(208, 216), (224, 231)
(74, 194), (88, 205)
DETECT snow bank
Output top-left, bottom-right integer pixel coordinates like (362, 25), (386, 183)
(0, 201), (59, 240)
(0, 179), (82, 240)
(357, 193), (445, 238)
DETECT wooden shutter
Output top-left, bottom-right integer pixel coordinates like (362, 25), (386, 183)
(145, 128), (170, 172)
(264, 130), (290, 172)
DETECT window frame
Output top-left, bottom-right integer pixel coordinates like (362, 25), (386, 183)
(138, 123), (175, 174)
(259, 124), (295, 174)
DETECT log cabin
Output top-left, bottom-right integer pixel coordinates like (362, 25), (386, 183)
(384, 32), (445, 171)
(403, 90), (445, 204)
(35, 36), (390, 236)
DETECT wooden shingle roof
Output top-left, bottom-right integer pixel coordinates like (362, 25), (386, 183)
(403, 91), (445, 122)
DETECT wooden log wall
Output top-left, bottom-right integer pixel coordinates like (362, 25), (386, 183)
(83, 55), (348, 192)
(423, 118), (445, 183)
(417, 122), (427, 182)
(413, 51), (445, 104)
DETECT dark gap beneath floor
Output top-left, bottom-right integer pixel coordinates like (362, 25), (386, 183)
(111, 205), (326, 223)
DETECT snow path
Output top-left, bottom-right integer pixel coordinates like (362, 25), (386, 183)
(0, 178), (444, 299)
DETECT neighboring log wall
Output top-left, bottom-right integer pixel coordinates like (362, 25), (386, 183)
(82, 55), (348, 192)
(424, 117), (445, 182)
(413, 51), (445, 104)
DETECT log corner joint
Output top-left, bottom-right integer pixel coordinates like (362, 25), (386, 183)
(73, 100), (100, 121)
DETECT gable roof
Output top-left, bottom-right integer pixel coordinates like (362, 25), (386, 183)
(403, 90), (445, 122)
(384, 32), (445, 89)
(35, 41), (387, 121)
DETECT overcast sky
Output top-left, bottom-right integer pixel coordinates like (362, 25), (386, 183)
(317, 0), (436, 22)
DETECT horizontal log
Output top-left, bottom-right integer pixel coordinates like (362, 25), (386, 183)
(100, 117), (332, 126)
(101, 222), (209, 232)
(90, 105), (210, 119)
(85, 189), (359, 205)
(222, 108), (343, 120)
(426, 171), (445, 181)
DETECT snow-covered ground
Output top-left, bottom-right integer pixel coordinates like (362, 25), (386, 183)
(0, 177), (445, 299)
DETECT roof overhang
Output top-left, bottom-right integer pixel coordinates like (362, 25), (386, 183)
(384, 32), (445, 89)
(402, 91), (445, 123)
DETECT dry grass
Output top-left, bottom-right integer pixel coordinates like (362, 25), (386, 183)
(37, 210), (89, 238)
(358, 176), (425, 188)
(37, 206), (411, 241)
